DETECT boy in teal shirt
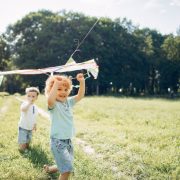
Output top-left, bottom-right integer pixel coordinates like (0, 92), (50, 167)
(44, 73), (85, 180)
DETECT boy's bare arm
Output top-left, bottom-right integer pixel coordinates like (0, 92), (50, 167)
(32, 124), (37, 131)
(47, 79), (60, 108)
(74, 73), (85, 103)
(21, 101), (32, 112)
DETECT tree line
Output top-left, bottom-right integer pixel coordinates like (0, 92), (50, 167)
(0, 10), (180, 96)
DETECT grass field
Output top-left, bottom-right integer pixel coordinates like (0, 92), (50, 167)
(0, 95), (179, 180)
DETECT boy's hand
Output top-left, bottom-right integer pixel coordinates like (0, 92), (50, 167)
(53, 77), (63, 83)
(53, 77), (63, 89)
(74, 73), (85, 103)
(32, 124), (37, 132)
(76, 73), (85, 82)
(27, 98), (33, 104)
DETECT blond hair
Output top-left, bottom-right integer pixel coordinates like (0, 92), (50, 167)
(25, 87), (40, 96)
(45, 75), (72, 97)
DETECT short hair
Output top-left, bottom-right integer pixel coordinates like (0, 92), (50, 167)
(25, 87), (40, 96)
(45, 75), (72, 97)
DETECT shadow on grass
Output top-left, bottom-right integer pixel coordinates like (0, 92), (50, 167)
(21, 144), (59, 179)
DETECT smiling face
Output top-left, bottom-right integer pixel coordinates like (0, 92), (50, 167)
(26, 91), (38, 103)
(56, 80), (71, 102)
(45, 75), (72, 102)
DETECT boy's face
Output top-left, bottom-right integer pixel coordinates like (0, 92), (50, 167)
(56, 82), (70, 102)
(26, 91), (38, 103)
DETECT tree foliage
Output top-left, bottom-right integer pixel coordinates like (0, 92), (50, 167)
(1, 10), (180, 95)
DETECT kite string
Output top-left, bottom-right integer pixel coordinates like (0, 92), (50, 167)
(51, 19), (99, 75)
(70, 18), (99, 58)
(53, 18), (99, 75)
(50, 18), (99, 76)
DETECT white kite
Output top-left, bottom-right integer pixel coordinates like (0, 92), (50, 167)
(0, 59), (98, 77)
(0, 59), (99, 86)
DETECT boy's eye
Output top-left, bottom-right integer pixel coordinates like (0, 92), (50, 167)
(65, 89), (68, 92)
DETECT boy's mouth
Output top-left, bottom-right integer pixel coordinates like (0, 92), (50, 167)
(59, 95), (66, 98)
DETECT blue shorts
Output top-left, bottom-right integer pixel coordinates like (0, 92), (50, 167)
(50, 138), (74, 174)
(18, 127), (32, 144)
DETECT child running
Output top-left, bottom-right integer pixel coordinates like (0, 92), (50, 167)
(18, 87), (39, 152)
(44, 73), (85, 180)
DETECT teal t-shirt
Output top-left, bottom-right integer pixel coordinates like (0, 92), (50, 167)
(49, 96), (76, 139)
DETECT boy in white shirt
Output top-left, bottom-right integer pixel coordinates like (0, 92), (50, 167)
(18, 87), (40, 152)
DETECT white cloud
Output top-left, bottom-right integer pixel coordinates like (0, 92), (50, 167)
(160, 9), (167, 14)
(113, 0), (133, 4)
(0, 0), (179, 35)
(170, 0), (180, 6)
(144, 0), (162, 9)
(144, 0), (169, 15)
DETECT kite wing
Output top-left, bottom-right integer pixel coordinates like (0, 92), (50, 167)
(0, 59), (99, 79)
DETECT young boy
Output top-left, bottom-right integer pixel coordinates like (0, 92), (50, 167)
(44, 73), (85, 180)
(18, 87), (40, 152)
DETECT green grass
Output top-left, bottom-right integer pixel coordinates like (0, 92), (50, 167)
(0, 95), (179, 179)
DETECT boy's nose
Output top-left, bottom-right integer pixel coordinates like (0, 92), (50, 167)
(61, 92), (66, 96)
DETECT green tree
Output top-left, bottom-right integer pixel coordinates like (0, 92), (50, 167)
(0, 35), (10, 71)
(3, 10), (180, 95)
(161, 35), (180, 92)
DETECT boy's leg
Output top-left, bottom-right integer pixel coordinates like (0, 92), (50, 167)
(26, 130), (32, 149)
(44, 164), (58, 173)
(51, 139), (73, 179)
(59, 172), (70, 180)
(19, 143), (28, 151)
(18, 127), (28, 151)
(26, 143), (30, 149)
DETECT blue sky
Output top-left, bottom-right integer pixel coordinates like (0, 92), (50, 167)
(0, 0), (180, 35)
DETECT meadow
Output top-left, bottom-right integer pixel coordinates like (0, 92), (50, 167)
(0, 95), (179, 180)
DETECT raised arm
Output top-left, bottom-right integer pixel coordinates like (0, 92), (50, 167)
(47, 78), (60, 108)
(21, 101), (32, 112)
(74, 73), (85, 103)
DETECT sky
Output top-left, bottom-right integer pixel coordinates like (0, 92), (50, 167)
(0, 0), (180, 35)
